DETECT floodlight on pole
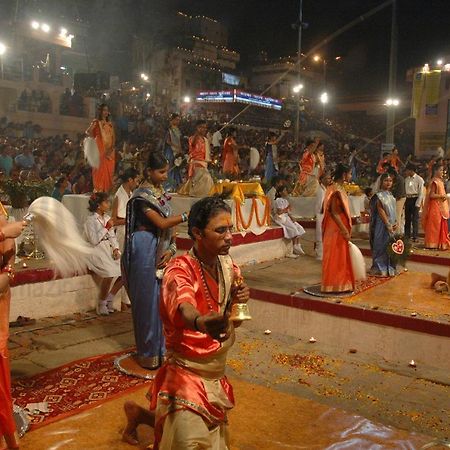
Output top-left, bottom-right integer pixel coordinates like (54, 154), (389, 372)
(385, 98), (400, 106)
(140, 73), (149, 81)
(31, 21), (40, 30)
(41, 23), (51, 33)
(293, 83), (304, 93)
(59, 27), (68, 37)
(320, 92), (329, 104)
(437, 59), (443, 66)
(183, 96), (191, 104)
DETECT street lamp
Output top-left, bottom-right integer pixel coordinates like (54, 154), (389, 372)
(385, 97), (400, 146)
(437, 59), (443, 67)
(183, 96), (191, 104)
(320, 92), (328, 120)
(31, 21), (40, 30)
(41, 23), (51, 33)
(140, 73), (149, 81)
(293, 83), (304, 93)
(59, 27), (68, 37)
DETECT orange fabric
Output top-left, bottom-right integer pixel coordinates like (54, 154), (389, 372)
(91, 120), (115, 192)
(150, 254), (240, 448)
(321, 186), (355, 292)
(390, 155), (400, 172)
(423, 178), (450, 249)
(222, 137), (240, 176)
(188, 136), (207, 178)
(376, 158), (389, 174)
(298, 151), (315, 185)
(0, 214), (18, 446)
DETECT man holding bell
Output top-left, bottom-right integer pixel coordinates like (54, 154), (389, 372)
(123, 196), (250, 449)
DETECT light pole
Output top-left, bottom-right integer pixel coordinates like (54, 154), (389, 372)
(0, 43), (6, 79)
(294, 0), (304, 148)
(320, 92), (328, 121)
(313, 55), (327, 89)
(385, 0), (397, 144)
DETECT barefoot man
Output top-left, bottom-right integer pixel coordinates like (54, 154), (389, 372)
(123, 196), (250, 449)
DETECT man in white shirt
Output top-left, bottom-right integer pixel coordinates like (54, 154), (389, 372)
(315, 172), (332, 260)
(212, 125), (223, 159)
(404, 163), (425, 242)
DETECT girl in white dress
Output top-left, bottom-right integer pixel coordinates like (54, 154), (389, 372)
(274, 185), (306, 256)
(84, 192), (123, 315)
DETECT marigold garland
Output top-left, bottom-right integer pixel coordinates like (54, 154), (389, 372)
(235, 198), (270, 230)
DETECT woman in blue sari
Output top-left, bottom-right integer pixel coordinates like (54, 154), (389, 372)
(369, 172), (397, 277)
(122, 152), (188, 369)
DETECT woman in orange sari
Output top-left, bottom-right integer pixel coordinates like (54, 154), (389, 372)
(321, 163), (355, 293)
(0, 213), (27, 450)
(222, 128), (240, 178)
(422, 165), (450, 250)
(86, 103), (116, 192)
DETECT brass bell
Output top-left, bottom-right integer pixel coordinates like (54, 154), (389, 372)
(230, 303), (252, 322)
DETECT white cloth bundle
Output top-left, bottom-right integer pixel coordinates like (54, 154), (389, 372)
(28, 197), (94, 278)
(249, 147), (260, 170)
(349, 241), (367, 281)
(83, 136), (100, 169)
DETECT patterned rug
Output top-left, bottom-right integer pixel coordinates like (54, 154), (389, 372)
(12, 349), (151, 429)
(302, 275), (394, 298)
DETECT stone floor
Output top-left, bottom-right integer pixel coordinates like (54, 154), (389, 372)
(9, 308), (450, 441)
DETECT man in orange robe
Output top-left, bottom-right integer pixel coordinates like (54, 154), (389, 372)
(122, 197), (250, 449)
(179, 120), (214, 197)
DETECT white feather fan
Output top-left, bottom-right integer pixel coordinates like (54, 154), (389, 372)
(27, 197), (93, 278)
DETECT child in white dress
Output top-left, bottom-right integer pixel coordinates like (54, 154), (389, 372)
(84, 192), (123, 315)
(274, 186), (306, 257)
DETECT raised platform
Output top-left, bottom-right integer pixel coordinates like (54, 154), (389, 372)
(242, 257), (450, 373)
(9, 227), (290, 321)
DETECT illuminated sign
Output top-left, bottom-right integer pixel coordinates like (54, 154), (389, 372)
(222, 72), (240, 86)
(196, 90), (282, 110)
(234, 90), (282, 110)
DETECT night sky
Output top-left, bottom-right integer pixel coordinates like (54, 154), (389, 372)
(183, 0), (450, 97)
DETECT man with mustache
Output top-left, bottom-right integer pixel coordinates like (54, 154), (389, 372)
(123, 196), (250, 449)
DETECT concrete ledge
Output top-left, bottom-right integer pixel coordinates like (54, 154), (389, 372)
(246, 297), (450, 372)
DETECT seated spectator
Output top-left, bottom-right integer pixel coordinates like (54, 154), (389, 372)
(0, 145), (13, 176)
(51, 176), (72, 201)
(15, 146), (35, 170)
(72, 173), (91, 194)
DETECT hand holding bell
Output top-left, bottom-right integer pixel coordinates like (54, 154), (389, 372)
(229, 276), (252, 322)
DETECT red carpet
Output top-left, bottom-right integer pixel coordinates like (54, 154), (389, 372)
(12, 349), (150, 429)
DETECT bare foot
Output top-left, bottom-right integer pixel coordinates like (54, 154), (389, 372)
(122, 401), (140, 446)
